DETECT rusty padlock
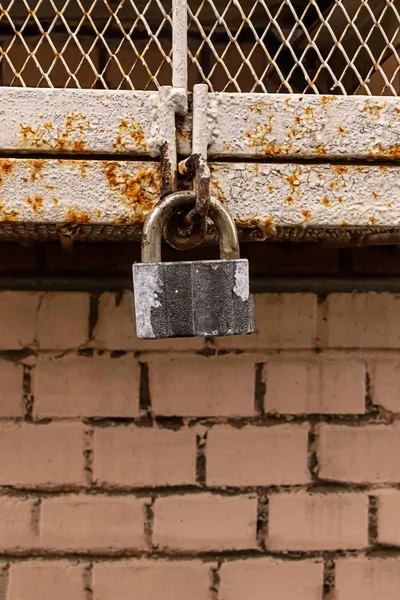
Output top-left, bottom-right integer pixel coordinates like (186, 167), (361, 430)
(132, 191), (254, 339)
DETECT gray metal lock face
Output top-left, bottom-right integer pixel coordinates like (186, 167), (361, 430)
(132, 191), (255, 339)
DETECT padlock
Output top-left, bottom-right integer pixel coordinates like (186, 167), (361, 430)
(132, 191), (255, 339)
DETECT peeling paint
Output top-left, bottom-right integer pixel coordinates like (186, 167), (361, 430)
(205, 93), (400, 161)
(133, 265), (163, 339)
(2, 90), (400, 163)
(102, 161), (161, 217)
(233, 262), (249, 301)
(113, 119), (147, 152)
(30, 159), (45, 182)
(27, 195), (43, 213)
(0, 88), (161, 156)
(322, 196), (330, 208)
(66, 209), (91, 224)
(0, 158), (398, 241)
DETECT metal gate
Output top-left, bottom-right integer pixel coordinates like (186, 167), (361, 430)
(0, 0), (398, 242)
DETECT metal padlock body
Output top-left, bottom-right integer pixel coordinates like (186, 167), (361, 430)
(133, 192), (255, 339)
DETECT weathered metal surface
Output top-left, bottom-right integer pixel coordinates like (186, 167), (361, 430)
(3, 90), (400, 161)
(167, 84), (210, 250)
(0, 158), (399, 241)
(204, 93), (400, 160)
(141, 192), (239, 261)
(211, 162), (400, 240)
(0, 158), (161, 228)
(133, 259), (254, 338)
(0, 88), (163, 156)
(172, 0), (188, 96)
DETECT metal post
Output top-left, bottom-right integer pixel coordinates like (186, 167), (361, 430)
(192, 83), (209, 156)
(172, 0), (188, 115)
(159, 86), (178, 195)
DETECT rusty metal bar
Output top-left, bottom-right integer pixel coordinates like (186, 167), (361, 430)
(201, 93), (400, 161)
(0, 158), (398, 242)
(1, 89), (399, 161)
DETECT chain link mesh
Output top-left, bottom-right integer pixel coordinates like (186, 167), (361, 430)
(0, 0), (398, 94)
(0, 0), (172, 89)
(188, 0), (400, 95)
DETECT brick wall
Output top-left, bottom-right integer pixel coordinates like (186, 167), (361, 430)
(0, 290), (399, 598)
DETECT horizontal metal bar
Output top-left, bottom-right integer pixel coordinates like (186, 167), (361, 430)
(2, 90), (400, 162)
(204, 93), (400, 161)
(0, 158), (161, 240)
(211, 162), (400, 236)
(0, 158), (398, 241)
(0, 88), (193, 157)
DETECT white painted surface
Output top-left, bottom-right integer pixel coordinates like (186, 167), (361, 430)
(205, 93), (400, 160)
(0, 158), (397, 240)
(1, 89), (400, 162)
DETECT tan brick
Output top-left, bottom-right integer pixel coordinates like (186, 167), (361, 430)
(8, 562), (86, 600)
(153, 494), (257, 551)
(265, 358), (365, 414)
(321, 293), (400, 348)
(93, 427), (196, 487)
(92, 292), (204, 351)
(268, 492), (368, 550)
(0, 360), (23, 417)
(33, 355), (139, 418)
(0, 292), (40, 349)
(149, 356), (255, 417)
(219, 559), (324, 600)
(0, 423), (85, 486)
(40, 496), (146, 551)
(335, 557), (400, 600)
(372, 360), (400, 413)
(0, 498), (35, 550)
(317, 424), (400, 483)
(93, 560), (211, 600)
(207, 425), (310, 486)
(215, 294), (317, 349)
(36, 292), (89, 349)
(376, 490), (400, 545)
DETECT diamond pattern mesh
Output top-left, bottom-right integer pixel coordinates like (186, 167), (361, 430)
(188, 0), (400, 95)
(0, 0), (398, 94)
(0, 0), (172, 89)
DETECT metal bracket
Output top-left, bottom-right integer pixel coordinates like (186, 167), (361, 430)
(158, 0), (189, 198)
(160, 84), (211, 250)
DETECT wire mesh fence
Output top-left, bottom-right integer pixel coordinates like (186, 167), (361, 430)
(0, 0), (172, 89)
(188, 0), (400, 95)
(0, 0), (398, 94)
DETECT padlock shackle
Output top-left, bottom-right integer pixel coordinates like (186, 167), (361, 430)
(141, 191), (240, 263)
